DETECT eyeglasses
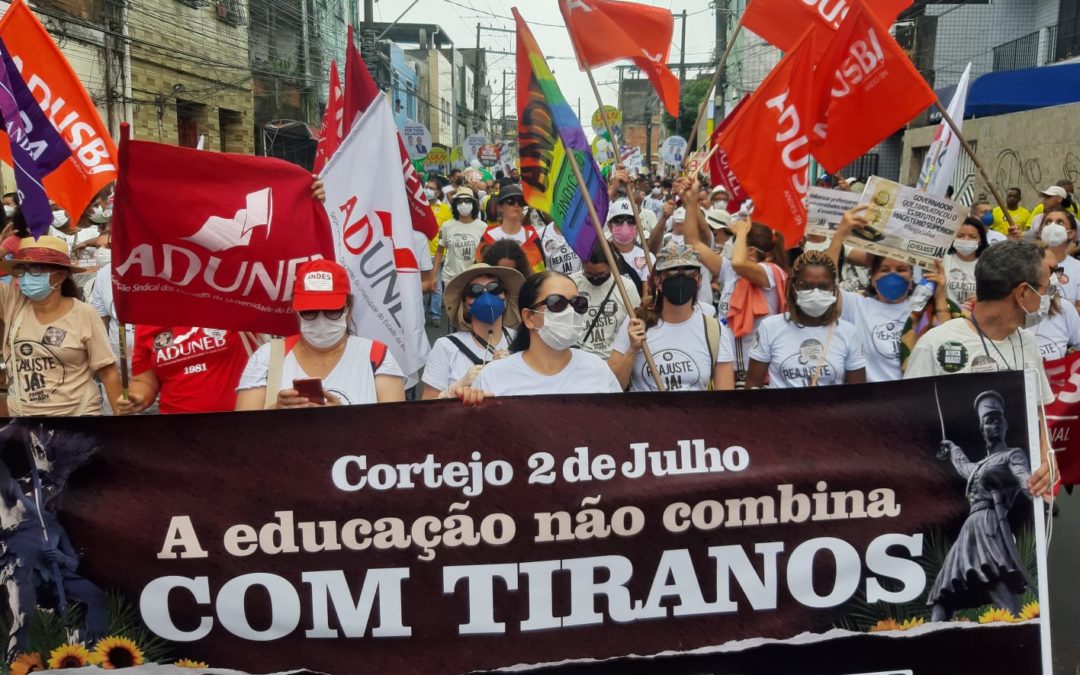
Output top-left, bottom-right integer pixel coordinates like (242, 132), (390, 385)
(299, 308), (346, 321)
(794, 281), (835, 292)
(502, 198), (525, 207)
(610, 216), (635, 225)
(466, 281), (505, 298)
(10, 264), (62, 277)
(531, 293), (589, 314)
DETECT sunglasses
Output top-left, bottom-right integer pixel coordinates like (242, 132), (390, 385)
(466, 281), (505, 298)
(531, 293), (589, 315)
(502, 198), (526, 207)
(299, 308), (346, 321)
(10, 263), (63, 277)
(610, 216), (635, 225)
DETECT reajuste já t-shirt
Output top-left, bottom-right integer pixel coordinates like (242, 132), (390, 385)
(612, 307), (735, 392)
(749, 314), (866, 388)
(437, 219), (488, 284)
(840, 290), (913, 383)
(571, 272), (640, 359)
(472, 350), (621, 396)
(538, 224), (582, 275)
(944, 253), (977, 306)
(1028, 299), (1080, 362)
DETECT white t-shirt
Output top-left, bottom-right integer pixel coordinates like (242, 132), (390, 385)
(944, 253), (977, 306)
(571, 272), (641, 359)
(987, 229), (1007, 244)
(538, 224), (582, 275)
(88, 263), (134, 363)
(237, 336), (405, 405)
(638, 209), (657, 237)
(749, 314), (866, 388)
(612, 307), (734, 392)
(1056, 255), (1080, 303)
(840, 290), (912, 383)
(472, 350), (622, 396)
(422, 329), (513, 391)
(642, 196), (665, 217)
(1030, 300), (1080, 362)
(412, 231), (433, 272)
(904, 318), (1054, 404)
(437, 219), (487, 284)
(716, 259), (780, 370)
(616, 245), (654, 282)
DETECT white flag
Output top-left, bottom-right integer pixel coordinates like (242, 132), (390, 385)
(321, 97), (430, 381)
(916, 63), (971, 197)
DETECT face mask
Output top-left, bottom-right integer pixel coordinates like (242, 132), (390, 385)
(52, 211), (68, 229)
(424, 188), (437, 201)
(468, 292), (505, 325)
(19, 271), (57, 301)
(1021, 284), (1051, 328)
(802, 239), (830, 252)
(536, 306), (585, 350)
(300, 313), (348, 349)
(651, 188), (661, 197)
(874, 272), (910, 302)
(953, 239), (980, 256)
(661, 274), (697, 306)
(94, 247), (112, 268)
(795, 289), (837, 318)
(980, 212), (994, 227)
(611, 223), (636, 245)
(1042, 222), (1069, 247)
(723, 240), (734, 258)
(3, 205), (13, 218)
(457, 202), (474, 217)
(585, 272), (610, 287)
(714, 199), (729, 210)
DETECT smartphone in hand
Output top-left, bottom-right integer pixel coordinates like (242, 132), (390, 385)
(292, 378), (326, 405)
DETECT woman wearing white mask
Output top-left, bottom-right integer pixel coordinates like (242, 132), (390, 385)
(1029, 272), (1080, 362)
(944, 217), (989, 309)
(746, 251), (866, 388)
(235, 260), (406, 409)
(1038, 207), (1080, 309)
(458, 271), (621, 399)
(434, 187), (487, 295)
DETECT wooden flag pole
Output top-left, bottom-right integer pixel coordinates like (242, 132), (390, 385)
(117, 122), (131, 397)
(932, 100), (1017, 234)
(564, 149), (666, 391)
(584, 66), (657, 281)
(685, 20), (744, 155)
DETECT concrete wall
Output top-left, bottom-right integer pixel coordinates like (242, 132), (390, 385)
(901, 102), (1080, 208)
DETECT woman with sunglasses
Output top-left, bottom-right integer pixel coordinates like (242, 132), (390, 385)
(462, 271), (621, 398)
(746, 251), (866, 388)
(235, 260), (406, 409)
(607, 199), (653, 284)
(474, 185), (545, 275)
(610, 243), (735, 391)
(421, 264), (524, 399)
(0, 236), (121, 416)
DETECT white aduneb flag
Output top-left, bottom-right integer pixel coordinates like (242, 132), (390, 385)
(321, 97), (430, 381)
(916, 62), (971, 197)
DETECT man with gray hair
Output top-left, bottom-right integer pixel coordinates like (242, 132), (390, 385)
(905, 240), (1055, 499)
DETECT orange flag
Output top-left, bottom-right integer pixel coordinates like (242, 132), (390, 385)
(810, 0), (936, 172)
(716, 30), (819, 246)
(0, 0), (117, 220)
(742, 0), (911, 58)
(559, 0), (680, 116)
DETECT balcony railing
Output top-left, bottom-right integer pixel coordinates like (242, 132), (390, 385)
(992, 25), (1059, 72)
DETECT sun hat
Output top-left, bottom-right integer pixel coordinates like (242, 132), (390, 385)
(444, 263), (526, 329)
(655, 242), (701, 272)
(705, 208), (733, 231)
(452, 186), (478, 202)
(709, 186), (729, 198)
(0, 236), (83, 273)
(292, 259), (349, 312)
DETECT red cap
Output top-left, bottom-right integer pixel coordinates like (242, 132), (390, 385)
(292, 260), (349, 311)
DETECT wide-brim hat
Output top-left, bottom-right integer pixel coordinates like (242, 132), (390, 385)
(444, 263), (525, 330)
(452, 186), (478, 203)
(0, 236), (83, 273)
(705, 207), (733, 231)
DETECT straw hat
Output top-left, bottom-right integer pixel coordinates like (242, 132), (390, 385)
(443, 263), (525, 330)
(0, 236), (83, 273)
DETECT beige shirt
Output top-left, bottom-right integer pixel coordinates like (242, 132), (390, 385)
(0, 283), (116, 416)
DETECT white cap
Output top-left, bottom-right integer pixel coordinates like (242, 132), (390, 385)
(672, 207), (686, 222)
(605, 199), (634, 223)
(705, 208), (732, 230)
(709, 185), (729, 197)
(1041, 185), (1068, 199)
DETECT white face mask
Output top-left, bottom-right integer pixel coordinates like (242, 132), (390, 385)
(424, 188), (437, 201)
(802, 238), (830, 252)
(1042, 222), (1069, 247)
(795, 289), (837, 318)
(1021, 284), (1051, 329)
(94, 247), (112, 268)
(722, 239), (734, 258)
(536, 306), (585, 350)
(3, 205), (13, 218)
(713, 199), (729, 210)
(52, 211), (69, 229)
(953, 239), (980, 256)
(300, 313), (348, 349)
(457, 202), (474, 217)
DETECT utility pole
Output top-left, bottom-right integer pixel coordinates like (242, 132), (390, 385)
(363, 0), (373, 29)
(474, 24), (482, 133)
(676, 9), (687, 136)
(716, 2), (729, 119)
(501, 69), (508, 140)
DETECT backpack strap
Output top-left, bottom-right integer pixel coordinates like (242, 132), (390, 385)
(369, 339), (388, 372)
(264, 335), (307, 409)
(703, 313), (721, 390)
(446, 335), (484, 366)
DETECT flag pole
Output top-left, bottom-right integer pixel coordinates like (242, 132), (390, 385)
(116, 123), (131, 396)
(932, 100), (1017, 234)
(685, 20), (744, 155)
(564, 150), (666, 391)
(583, 66), (657, 281)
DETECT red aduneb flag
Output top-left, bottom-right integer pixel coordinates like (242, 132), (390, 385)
(810, 0), (936, 172)
(341, 26), (437, 240)
(0, 0), (117, 221)
(559, 0), (680, 117)
(716, 31), (818, 245)
(112, 135), (336, 335)
(313, 60), (343, 174)
(742, 0), (911, 58)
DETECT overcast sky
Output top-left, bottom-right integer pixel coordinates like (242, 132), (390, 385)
(375, 0), (718, 138)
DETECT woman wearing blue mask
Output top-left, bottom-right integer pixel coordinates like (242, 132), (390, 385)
(0, 236), (121, 416)
(422, 264), (524, 399)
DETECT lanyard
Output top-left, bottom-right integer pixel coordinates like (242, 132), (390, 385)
(968, 314), (1019, 371)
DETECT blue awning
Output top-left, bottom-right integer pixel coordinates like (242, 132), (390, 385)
(967, 63), (1080, 117)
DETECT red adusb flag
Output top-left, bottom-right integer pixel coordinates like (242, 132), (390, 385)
(810, 0), (936, 173)
(716, 30), (818, 245)
(312, 60), (343, 174)
(559, 0), (680, 117)
(742, 0), (911, 58)
(341, 26), (438, 240)
(111, 136), (336, 335)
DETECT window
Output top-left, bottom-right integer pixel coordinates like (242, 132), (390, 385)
(215, 0), (245, 26)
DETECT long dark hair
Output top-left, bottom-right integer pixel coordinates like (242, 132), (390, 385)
(746, 222), (788, 274)
(865, 255), (913, 299)
(948, 216), (989, 256)
(482, 239), (531, 280)
(450, 195), (478, 220)
(509, 270), (568, 353)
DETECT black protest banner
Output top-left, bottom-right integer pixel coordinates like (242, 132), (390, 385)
(0, 372), (1050, 674)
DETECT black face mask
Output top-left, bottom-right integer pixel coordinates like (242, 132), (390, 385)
(585, 273), (610, 287)
(661, 274), (697, 306)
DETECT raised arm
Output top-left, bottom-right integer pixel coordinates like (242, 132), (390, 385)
(827, 205), (871, 272)
(678, 178), (723, 276)
(728, 219), (769, 288)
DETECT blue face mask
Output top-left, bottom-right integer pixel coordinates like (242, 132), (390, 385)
(981, 211), (994, 227)
(468, 292), (505, 325)
(19, 271), (56, 301)
(874, 272), (910, 302)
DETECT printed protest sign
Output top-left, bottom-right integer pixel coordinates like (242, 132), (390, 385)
(661, 135), (686, 166)
(590, 105), (622, 138)
(424, 146), (450, 174)
(402, 122), (432, 159)
(850, 176), (968, 267)
(463, 133), (487, 163)
(477, 143), (501, 167)
(805, 187), (863, 237)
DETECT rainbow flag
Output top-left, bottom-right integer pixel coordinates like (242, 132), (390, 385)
(514, 8), (606, 261)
